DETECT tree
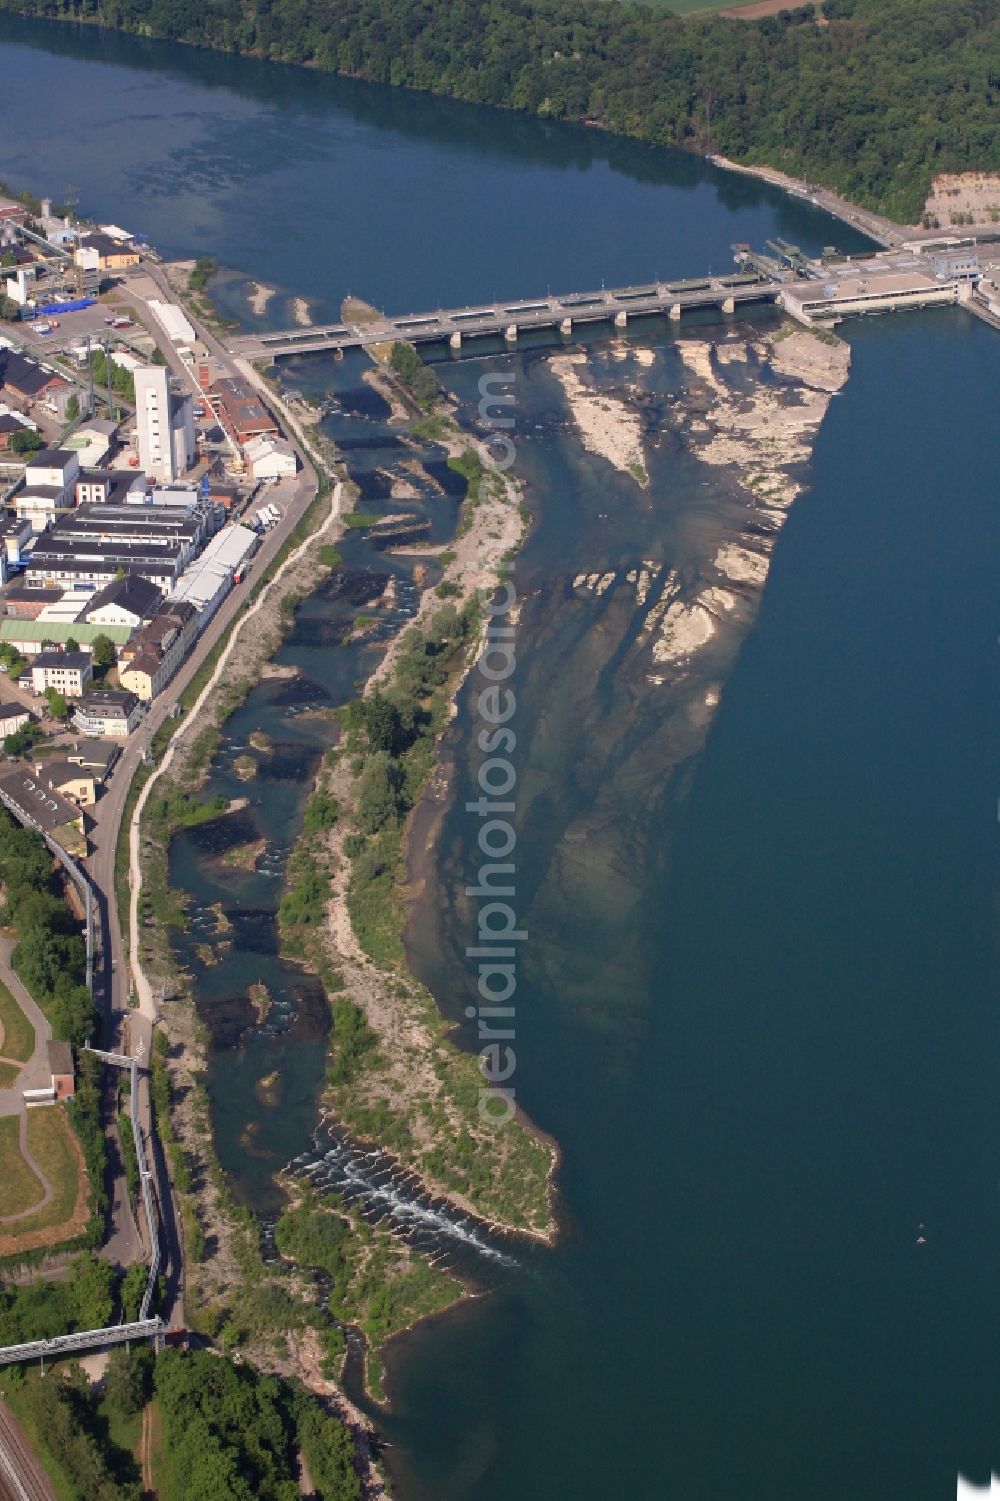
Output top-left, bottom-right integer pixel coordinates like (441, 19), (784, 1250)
(10, 426), (43, 454)
(65, 392), (79, 421)
(0, 293), (19, 322)
(44, 686), (69, 721)
(104, 1346), (150, 1417)
(188, 257), (218, 292)
(119, 1263), (148, 1322)
(356, 753), (404, 835)
(65, 1252), (114, 1331)
(91, 634), (116, 669)
(296, 1401), (362, 1501)
(64, 635), (80, 653)
(361, 691), (402, 755)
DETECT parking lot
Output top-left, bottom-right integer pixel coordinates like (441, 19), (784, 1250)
(15, 291), (156, 362)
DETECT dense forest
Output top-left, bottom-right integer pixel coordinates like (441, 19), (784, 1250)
(2, 0), (999, 218)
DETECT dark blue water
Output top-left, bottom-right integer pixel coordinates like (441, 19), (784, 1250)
(4, 17), (998, 1499)
(0, 11), (870, 318)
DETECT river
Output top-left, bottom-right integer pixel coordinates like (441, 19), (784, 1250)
(2, 16), (999, 1499)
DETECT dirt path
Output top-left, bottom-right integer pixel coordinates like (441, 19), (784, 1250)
(140, 1403), (153, 1497)
(0, 1109), (52, 1223)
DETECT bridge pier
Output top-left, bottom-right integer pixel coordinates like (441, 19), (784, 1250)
(449, 331), (462, 350)
(614, 310), (628, 328)
(560, 317), (572, 335)
(505, 324), (518, 344)
(722, 296), (735, 315)
(669, 303), (682, 322)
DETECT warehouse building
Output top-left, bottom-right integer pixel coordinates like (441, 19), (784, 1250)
(0, 620), (133, 658)
(168, 524), (257, 627)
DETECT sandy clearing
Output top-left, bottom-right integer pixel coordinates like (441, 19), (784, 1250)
(248, 281), (277, 317)
(921, 172), (1000, 229)
(549, 352), (647, 482)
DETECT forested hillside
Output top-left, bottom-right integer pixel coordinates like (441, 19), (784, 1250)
(4, 0), (999, 228)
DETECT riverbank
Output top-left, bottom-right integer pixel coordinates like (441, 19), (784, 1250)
(279, 342), (558, 1242)
(1, 0), (988, 223)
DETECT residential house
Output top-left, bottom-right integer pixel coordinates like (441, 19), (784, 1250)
(73, 688), (142, 739)
(0, 702), (33, 737)
(66, 738), (119, 779)
(118, 600), (197, 701)
(31, 650), (93, 698)
(0, 767), (87, 856)
(35, 759), (97, 807)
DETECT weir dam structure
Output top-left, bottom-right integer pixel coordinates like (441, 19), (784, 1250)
(228, 239), (996, 361)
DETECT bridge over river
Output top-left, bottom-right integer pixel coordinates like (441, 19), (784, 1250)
(227, 271), (777, 359)
(227, 241), (999, 363)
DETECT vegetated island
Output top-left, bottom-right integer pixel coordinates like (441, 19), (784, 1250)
(3, 0), (999, 220)
(131, 316), (554, 1419)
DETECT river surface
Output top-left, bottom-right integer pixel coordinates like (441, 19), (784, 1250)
(3, 17), (999, 1499)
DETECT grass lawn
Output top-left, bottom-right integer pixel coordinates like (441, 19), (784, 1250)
(98, 1394), (143, 1467)
(0, 1116), (46, 1217)
(0, 1062), (21, 1087)
(0, 978), (35, 1063)
(20, 1107), (85, 1235)
(0, 1106), (88, 1255)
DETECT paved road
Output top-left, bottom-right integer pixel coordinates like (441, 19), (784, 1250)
(0, 1398), (58, 1501)
(78, 258), (321, 1331)
(81, 459), (313, 1326)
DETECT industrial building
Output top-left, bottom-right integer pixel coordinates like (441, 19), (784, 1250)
(74, 468), (145, 507)
(210, 378), (280, 446)
(24, 497), (214, 591)
(0, 702), (33, 737)
(244, 433), (297, 480)
(147, 300), (196, 346)
(15, 447), (80, 532)
(134, 365), (196, 483)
